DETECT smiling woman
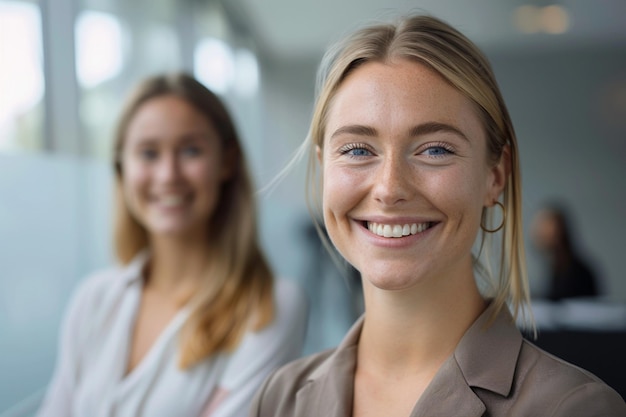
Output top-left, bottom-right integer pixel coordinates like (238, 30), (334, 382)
(35, 73), (308, 417)
(248, 14), (626, 417)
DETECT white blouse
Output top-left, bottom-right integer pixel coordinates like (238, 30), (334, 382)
(37, 253), (308, 417)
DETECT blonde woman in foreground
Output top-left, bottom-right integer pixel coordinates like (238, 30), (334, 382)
(249, 14), (626, 417)
(37, 73), (307, 417)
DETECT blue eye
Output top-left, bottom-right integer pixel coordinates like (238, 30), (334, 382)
(348, 148), (371, 156)
(426, 147), (449, 155)
(340, 143), (373, 158)
(422, 145), (453, 157)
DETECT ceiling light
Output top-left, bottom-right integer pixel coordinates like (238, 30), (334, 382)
(540, 5), (570, 34)
(514, 4), (571, 35)
(514, 5), (542, 34)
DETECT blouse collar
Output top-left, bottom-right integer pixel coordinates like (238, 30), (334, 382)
(118, 249), (150, 286)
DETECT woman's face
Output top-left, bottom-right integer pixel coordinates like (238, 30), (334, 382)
(531, 210), (560, 251)
(320, 59), (506, 292)
(121, 95), (230, 240)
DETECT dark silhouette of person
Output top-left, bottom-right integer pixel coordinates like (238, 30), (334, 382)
(531, 203), (600, 301)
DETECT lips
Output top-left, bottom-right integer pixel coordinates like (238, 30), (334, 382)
(367, 221), (435, 238)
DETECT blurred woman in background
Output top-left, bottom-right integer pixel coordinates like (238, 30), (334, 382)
(37, 73), (307, 417)
(531, 202), (600, 301)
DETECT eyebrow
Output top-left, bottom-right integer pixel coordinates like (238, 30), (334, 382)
(409, 122), (469, 142)
(329, 121), (469, 142)
(329, 125), (378, 141)
(130, 131), (209, 145)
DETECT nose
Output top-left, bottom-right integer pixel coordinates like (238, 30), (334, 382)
(372, 155), (414, 206)
(155, 152), (181, 183)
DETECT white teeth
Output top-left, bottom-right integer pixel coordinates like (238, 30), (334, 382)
(159, 195), (185, 207)
(367, 221), (432, 238)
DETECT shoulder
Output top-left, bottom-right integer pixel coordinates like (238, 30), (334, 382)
(69, 265), (127, 310)
(67, 266), (120, 307)
(250, 349), (335, 415)
(267, 348), (334, 388)
(61, 263), (136, 334)
(220, 278), (309, 380)
(514, 340), (626, 415)
(53, 264), (130, 358)
(519, 339), (608, 388)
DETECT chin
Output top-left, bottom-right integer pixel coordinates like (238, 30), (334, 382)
(364, 271), (422, 292)
(147, 223), (201, 239)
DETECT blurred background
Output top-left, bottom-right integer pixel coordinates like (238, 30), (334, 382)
(1, 0), (625, 414)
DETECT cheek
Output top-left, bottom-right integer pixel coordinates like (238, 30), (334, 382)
(322, 164), (364, 216)
(184, 160), (225, 195)
(433, 167), (486, 221)
(120, 171), (148, 224)
(121, 166), (149, 200)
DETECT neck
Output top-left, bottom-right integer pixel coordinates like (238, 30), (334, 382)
(358, 264), (486, 379)
(145, 234), (212, 302)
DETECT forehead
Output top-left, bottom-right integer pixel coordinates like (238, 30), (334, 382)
(125, 95), (214, 141)
(324, 59), (484, 142)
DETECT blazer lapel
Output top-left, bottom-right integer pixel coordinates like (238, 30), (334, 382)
(455, 304), (522, 397)
(410, 355), (486, 417)
(294, 346), (357, 417)
(294, 318), (362, 417)
(411, 303), (522, 417)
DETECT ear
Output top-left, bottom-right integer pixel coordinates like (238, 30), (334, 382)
(484, 145), (510, 206)
(316, 145), (322, 165)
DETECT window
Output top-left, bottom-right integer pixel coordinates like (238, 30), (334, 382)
(0, 0), (44, 153)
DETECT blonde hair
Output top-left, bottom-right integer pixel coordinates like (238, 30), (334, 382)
(304, 15), (532, 327)
(113, 73), (274, 368)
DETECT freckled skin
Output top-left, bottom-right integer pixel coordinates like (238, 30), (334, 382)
(321, 59), (506, 293)
(121, 95), (229, 239)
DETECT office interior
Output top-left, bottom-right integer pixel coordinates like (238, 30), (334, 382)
(1, 0), (625, 414)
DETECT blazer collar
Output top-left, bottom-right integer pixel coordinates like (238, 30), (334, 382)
(295, 317), (363, 417)
(410, 355), (486, 417)
(453, 302), (523, 397)
(296, 303), (523, 417)
(412, 303), (523, 416)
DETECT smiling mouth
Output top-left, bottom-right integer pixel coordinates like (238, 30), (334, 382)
(365, 221), (436, 238)
(152, 194), (190, 207)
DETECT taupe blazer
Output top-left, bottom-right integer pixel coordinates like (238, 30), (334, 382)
(249, 303), (626, 417)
